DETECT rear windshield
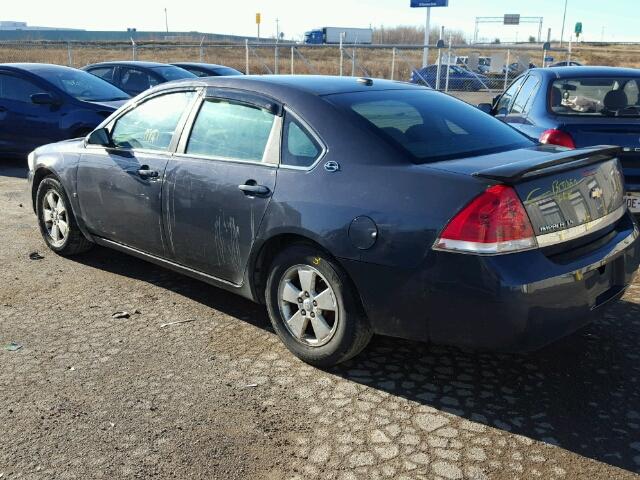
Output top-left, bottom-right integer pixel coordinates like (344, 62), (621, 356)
(213, 67), (243, 76)
(551, 77), (640, 117)
(327, 89), (533, 163)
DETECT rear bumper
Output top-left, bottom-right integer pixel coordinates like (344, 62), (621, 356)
(342, 212), (640, 352)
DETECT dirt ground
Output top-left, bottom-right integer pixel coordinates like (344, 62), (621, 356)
(1, 157), (640, 480)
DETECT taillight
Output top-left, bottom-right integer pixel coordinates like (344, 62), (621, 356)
(434, 185), (537, 254)
(539, 129), (576, 149)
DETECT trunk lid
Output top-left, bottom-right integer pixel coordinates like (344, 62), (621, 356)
(561, 121), (640, 188)
(428, 145), (626, 246)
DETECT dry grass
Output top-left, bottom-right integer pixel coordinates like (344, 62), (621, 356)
(0, 42), (638, 83)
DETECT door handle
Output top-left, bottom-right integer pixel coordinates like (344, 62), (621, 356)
(238, 183), (270, 196)
(137, 166), (159, 179)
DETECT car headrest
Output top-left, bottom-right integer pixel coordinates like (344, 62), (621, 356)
(551, 87), (563, 107)
(603, 89), (628, 110)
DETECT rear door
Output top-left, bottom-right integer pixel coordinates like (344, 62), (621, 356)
(77, 89), (198, 256)
(163, 90), (281, 284)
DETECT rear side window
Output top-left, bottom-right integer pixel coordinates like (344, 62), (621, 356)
(511, 75), (540, 114)
(281, 114), (322, 168)
(328, 89), (533, 163)
(495, 76), (524, 114)
(186, 99), (275, 162)
(120, 68), (158, 93)
(0, 74), (42, 103)
(551, 77), (640, 116)
(111, 91), (194, 150)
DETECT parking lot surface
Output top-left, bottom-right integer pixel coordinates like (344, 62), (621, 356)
(2, 158), (640, 480)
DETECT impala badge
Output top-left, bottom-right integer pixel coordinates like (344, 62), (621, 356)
(590, 187), (603, 199)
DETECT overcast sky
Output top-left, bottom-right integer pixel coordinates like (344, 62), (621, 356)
(2, 0), (638, 42)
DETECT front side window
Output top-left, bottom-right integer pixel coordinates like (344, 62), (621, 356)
(0, 74), (42, 103)
(551, 77), (640, 116)
(281, 114), (321, 168)
(111, 91), (194, 150)
(327, 89), (533, 163)
(186, 99), (275, 162)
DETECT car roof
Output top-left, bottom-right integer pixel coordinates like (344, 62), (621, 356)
(84, 61), (173, 69)
(154, 75), (424, 97)
(171, 62), (230, 69)
(0, 63), (81, 74)
(537, 66), (640, 79)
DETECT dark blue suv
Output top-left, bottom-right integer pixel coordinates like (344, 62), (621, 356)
(0, 63), (129, 157)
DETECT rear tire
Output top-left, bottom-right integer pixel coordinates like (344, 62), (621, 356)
(265, 244), (372, 368)
(36, 176), (92, 256)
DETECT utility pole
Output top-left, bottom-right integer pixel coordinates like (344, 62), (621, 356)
(422, 7), (431, 67)
(164, 8), (169, 33)
(560, 0), (568, 46)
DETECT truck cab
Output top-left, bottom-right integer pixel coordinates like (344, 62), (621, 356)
(304, 30), (324, 44)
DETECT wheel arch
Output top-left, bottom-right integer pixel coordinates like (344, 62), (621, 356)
(31, 167), (59, 213)
(250, 233), (365, 314)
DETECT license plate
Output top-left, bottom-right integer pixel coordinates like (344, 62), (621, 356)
(626, 193), (640, 213)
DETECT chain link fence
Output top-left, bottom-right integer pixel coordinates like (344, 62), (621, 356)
(0, 40), (575, 103)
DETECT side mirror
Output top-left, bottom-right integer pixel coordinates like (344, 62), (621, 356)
(86, 127), (112, 147)
(31, 92), (59, 105)
(477, 103), (493, 114)
(492, 94), (501, 106)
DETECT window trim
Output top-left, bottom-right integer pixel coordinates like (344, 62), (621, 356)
(278, 107), (327, 172)
(84, 87), (201, 155)
(173, 93), (282, 168)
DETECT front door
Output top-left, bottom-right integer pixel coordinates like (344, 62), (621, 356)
(163, 95), (281, 284)
(77, 90), (197, 256)
(0, 72), (60, 154)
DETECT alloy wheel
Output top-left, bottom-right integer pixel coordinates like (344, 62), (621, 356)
(278, 264), (339, 347)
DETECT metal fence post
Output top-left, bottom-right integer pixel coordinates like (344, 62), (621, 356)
(568, 36), (572, 63)
(503, 49), (510, 91)
(199, 36), (205, 62)
(275, 42), (279, 74)
(445, 34), (452, 92)
(67, 42), (73, 67)
(390, 47), (396, 80)
(245, 39), (250, 75)
(351, 47), (356, 76)
(542, 47), (547, 68)
(291, 46), (294, 74)
(131, 38), (137, 61)
(339, 35), (344, 76)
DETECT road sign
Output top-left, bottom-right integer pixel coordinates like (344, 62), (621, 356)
(575, 21), (582, 38)
(410, 0), (448, 7)
(256, 13), (261, 24)
(504, 14), (520, 25)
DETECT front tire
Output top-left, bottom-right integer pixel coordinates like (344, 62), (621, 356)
(36, 176), (92, 256)
(265, 244), (372, 367)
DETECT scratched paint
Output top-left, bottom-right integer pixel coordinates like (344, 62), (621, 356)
(213, 212), (242, 273)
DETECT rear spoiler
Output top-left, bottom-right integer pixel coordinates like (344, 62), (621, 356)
(472, 145), (621, 184)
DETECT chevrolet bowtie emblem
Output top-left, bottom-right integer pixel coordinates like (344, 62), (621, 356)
(590, 187), (603, 199)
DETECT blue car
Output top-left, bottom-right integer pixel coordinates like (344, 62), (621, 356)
(480, 66), (640, 215)
(27, 75), (640, 367)
(171, 62), (243, 77)
(0, 63), (129, 157)
(82, 61), (196, 97)
(410, 64), (488, 91)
